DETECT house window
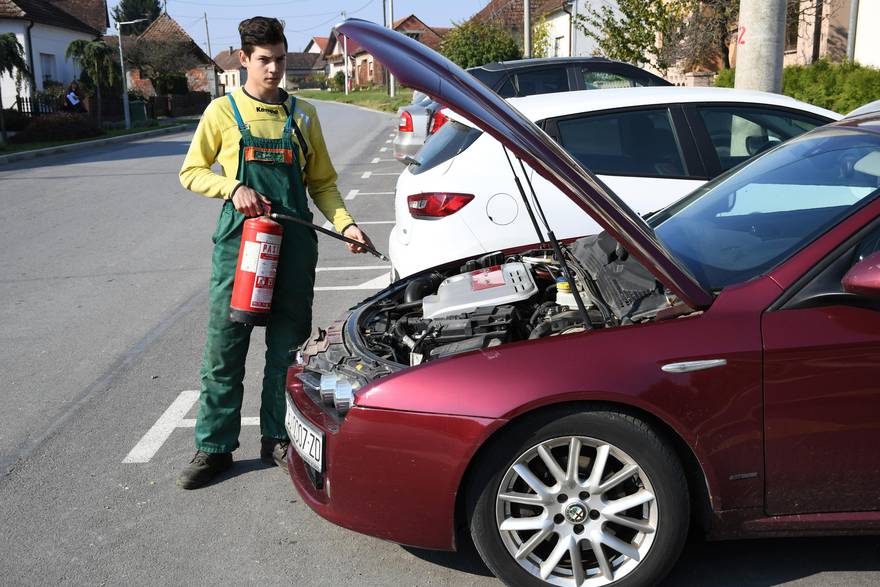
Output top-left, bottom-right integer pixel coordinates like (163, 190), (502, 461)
(785, 0), (800, 51)
(553, 36), (564, 57)
(40, 53), (56, 83)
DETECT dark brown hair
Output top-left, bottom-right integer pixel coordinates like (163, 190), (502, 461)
(239, 17), (287, 55)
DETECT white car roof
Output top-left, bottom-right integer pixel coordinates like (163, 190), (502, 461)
(446, 86), (840, 126)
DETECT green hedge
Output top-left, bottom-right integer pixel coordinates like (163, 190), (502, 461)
(714, 60), (880, 113)
(9, 112), (103, 144)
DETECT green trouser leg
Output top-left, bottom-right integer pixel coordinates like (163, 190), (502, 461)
(196, 222), (253, 454)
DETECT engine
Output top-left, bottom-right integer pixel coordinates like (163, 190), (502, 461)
(358, 252), (597, 366)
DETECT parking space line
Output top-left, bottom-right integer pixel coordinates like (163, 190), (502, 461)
(361, 171), (372, 179)
(345, 189), (359, 200)
(385, 139), (391, 144)
(124, 390), (261, 463)
(123, 390), (198, 463)
(315, 272), (390, 291)
(380, 147), (388, 152)
(371, 157), (396, 163)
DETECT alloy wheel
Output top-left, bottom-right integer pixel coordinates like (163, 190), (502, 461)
(495, 436), (658, 586)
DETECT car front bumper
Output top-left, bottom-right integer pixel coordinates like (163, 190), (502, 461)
(285, 375), (499, 550)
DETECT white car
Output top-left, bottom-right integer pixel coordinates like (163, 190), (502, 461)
(390, 87), (840, 278)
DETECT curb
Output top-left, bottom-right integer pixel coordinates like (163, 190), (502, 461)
(0, 122), (198, 165)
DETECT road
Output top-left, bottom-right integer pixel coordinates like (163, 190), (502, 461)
(1, 100), (878, 586)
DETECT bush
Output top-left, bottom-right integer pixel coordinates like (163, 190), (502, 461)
(1, 108), (31, 131)
(332, 71), (345, 92)
(714, 60), (880, 113)
(440, 21), (521, 68)
(9, 112), (103, 143)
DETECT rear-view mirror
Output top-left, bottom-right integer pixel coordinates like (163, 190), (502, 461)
(842, 251), (880, 299)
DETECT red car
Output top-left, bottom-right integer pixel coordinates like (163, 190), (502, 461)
(284, 20), (880, 587)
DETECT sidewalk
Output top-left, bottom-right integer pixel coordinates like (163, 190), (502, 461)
(0, 121), (198, 165)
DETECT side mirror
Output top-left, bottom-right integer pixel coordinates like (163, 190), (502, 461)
(842, 251), (880, 299)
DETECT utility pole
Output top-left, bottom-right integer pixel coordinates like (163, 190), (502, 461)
(388, 0), (395, 97)
(204, 12), (218, 98)
(734, 0), (786, 93)
(570, 0), (578, 56)
(116, 18), (147, 130)
(847, 0), (860, 60)
(341, 10), (349, 96)
(523, 0), (531, 58)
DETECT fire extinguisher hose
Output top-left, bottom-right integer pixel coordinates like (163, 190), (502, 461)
(268, 212), (390, 262)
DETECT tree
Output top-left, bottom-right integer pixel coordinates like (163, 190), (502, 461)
(66, 39), (117, 125)
(124, 38), (201, 94)
(532, 15), (551, 59)
(0, 32), (31, 143)
(440, 21), (522, 69)
(112, 0), (161, 36)
(574, 0), (690, 73)
(673, 0), (739, 71)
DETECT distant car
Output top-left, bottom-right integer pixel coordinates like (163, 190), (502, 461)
(393, 57), (672, 162)
(390, 86), (839, 278)
(287, 20), (880, 587)
(847, 98), (880, 118)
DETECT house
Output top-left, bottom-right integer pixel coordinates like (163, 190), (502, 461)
(214, 46), (245, 94)
(470, 0), (601, 59)
(303, 36), (328, 54)
(132, 13), (220, 97)
(282, 52), (324, 90)
(322, 15), (450, 89)
(0, 0), (108, 101)
(781, 0), (879, 68)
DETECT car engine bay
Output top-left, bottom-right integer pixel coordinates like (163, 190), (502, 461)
(356, 232), (680, 367)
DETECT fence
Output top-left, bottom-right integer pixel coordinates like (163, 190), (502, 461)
(14, 92), (211, 120)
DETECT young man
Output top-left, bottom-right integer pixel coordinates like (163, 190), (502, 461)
(177, 17), (372, 489)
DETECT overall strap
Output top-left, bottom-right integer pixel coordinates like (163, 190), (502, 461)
(226, 94), (247, 133)
(283, 96), (309, 159)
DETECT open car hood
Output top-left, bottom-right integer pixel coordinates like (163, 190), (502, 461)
(336, 19), (713, 310)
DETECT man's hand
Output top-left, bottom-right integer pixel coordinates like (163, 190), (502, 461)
(342, 225), (373, 254)
(232, 185), (272, 217)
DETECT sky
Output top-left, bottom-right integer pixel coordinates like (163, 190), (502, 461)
(107, 0), (489, 58)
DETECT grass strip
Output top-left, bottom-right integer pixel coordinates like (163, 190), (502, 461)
(295, 89), (410, 113)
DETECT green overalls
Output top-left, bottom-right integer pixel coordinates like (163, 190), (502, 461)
(195, 94), (318, 453)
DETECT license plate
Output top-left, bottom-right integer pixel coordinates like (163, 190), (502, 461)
(285, 395), (323, 473)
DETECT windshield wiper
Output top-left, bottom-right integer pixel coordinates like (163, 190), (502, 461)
(502, 146), (592, 329)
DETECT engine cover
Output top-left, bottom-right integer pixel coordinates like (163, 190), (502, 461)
(421, 262), (537, 319)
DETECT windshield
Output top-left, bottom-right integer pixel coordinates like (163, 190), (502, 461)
(651, 128), (880, 291)
(411, 119), (481, 175)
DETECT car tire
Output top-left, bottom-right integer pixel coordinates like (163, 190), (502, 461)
(466, 408), (689, 587)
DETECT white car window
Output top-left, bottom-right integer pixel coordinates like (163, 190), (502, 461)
(556, 108), (689, 177)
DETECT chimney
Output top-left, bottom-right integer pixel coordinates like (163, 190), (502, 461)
(229, 46), (233, 54)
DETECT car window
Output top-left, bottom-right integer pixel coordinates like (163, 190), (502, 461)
(697, 106), (826, 172)
(582, 70), (643, 89)
(514, 68), (568, 96)
(555, 108), (688, 177)
(411, 120), (482, 175)
(496, 76), (517, 98)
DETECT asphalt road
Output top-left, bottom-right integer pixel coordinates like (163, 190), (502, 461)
(1, 100), (878, 586)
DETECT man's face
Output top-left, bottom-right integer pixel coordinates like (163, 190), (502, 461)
(240, 43), (286, 91)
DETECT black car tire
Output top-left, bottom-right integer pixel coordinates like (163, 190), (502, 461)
(466, 407), (690, 587)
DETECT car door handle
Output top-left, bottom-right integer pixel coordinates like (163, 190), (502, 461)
(661, 359), (727, 373)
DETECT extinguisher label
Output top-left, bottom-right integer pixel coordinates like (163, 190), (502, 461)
(240, 241), (261, 273)
(250, 231), (281, 309)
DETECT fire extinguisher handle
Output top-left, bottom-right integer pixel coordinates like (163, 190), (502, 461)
(268, 212), (390, 262)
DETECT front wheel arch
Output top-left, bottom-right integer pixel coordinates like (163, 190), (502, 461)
(453, 401), (712, 550)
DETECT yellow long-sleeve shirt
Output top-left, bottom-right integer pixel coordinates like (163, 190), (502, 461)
(179, 88), (354, 233)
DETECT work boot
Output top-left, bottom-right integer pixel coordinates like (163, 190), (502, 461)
(176, 450), (233, 489)
(260, 437), (290, 468)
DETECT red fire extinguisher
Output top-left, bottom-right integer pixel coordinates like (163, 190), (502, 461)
(229, 216), (283, 326)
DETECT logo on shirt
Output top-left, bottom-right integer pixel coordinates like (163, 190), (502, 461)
(256, 106), (280, 114)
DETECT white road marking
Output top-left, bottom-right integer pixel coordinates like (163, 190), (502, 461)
(356, 191), (394, 196)
(388, 133), (394, 137)
(314, 272), (391, 291)
(345, 188), (359, 200)
(371, 157), (380, 164)
(124, 390), (260, 463)
(361, 171), (372, 179)
(380, 147), (388, 152)
(385, 139), (392, 144)
(316, 264), (389, 272)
